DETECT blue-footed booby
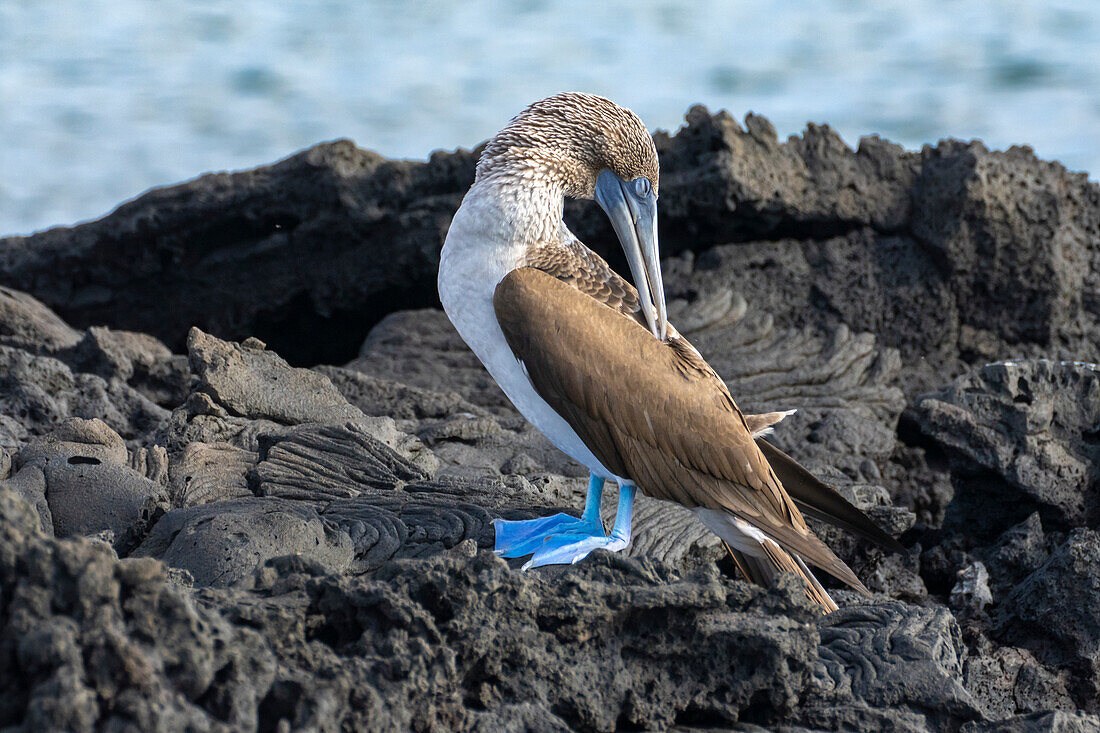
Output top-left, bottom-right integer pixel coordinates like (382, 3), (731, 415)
(438, 93), (904, 612)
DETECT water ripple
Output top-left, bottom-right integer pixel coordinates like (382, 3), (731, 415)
(1, 0), (1097, 234)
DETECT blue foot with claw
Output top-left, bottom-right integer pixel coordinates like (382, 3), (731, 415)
(493, 475), (637, 569)
(522, 483), (635, 569)
(493, 512), (603, 558)
(521, 526), (630, 569)
(493, 474), (607, 558)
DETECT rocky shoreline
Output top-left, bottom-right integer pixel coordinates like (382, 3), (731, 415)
(1, 108), (1098, 731)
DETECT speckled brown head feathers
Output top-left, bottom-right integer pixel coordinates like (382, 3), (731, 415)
(477, 92), (659, 199)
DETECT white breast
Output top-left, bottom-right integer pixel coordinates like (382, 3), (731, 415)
(438, 181), (617, 480)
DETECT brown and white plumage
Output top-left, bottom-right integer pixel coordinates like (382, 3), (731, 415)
(495, 268), (864, 607)
(438, 93), (902, 613)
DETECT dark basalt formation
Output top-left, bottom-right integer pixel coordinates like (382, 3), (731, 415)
(2, 108), (1099, 731)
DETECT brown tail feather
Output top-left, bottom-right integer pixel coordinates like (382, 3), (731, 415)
(722, 540), (839, 614)
(756, 439), (907, 554)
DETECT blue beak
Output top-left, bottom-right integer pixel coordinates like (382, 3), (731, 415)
(593, 170), (667, 341)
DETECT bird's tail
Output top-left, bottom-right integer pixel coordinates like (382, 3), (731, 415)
(723, 541), (838, 614)
(696, 509), (838, 614)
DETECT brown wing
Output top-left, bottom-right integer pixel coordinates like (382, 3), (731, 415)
(493, 266), (863, 590)
(529, 248), (904, 557)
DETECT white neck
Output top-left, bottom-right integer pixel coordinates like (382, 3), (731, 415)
(436, 167), (618, 479)
(464, 170), (565, 247)
(438, 169), (568, 320)
(438, 171), (563, 345)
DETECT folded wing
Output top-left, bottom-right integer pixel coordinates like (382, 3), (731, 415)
(493, 266), (870, 592)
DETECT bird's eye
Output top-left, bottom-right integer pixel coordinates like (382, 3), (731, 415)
(632, 177), (652, 198)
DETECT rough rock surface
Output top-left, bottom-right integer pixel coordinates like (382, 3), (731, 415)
(133, 497), (355, 587)
(993, 529), (1100, 710)
(0, 285), (81, 354)
(2, 110), (1100, 730)
(187, 327), (363, 424)
(0, 345), (167, 440)
(4, 107), (1097, 380)
(0, 487), (276, 731)
(169, 441), (255, 507)
(65, 325), (190, 407)
(912, 360), (1100, 532)
(254, 420), (432, 499)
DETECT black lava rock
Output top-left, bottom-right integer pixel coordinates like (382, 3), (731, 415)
(1, 110), (1099, 730)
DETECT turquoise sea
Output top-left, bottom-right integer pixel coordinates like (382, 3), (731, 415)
(1, 0), (1097, 234)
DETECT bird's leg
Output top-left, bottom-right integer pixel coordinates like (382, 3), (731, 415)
(522, 482), (636, 569)
(579, 473), (604, 525)
(492, 474), (605, 558)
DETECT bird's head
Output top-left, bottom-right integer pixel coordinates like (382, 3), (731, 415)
(478, 92), (667, 340)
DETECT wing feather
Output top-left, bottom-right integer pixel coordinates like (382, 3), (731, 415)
(494, 266), (866, 589)
(525, 239), (645, 326)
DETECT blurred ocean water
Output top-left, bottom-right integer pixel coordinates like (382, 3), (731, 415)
(1, 0), (1098, 235)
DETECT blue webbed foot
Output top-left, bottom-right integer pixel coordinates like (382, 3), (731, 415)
(521, 528), (630, 569)
(493, 473), (607, 559)
(493, 513), (603, 558)
(493, 476), (638, 568)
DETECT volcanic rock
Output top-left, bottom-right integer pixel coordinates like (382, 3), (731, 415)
(1, 108), (1098, 730)
(912, 360), (1100, 534)
(133, 497), (354, 588)
(63, 325), (189, 407)
(0, 345), (168, 440)
(168, 441), (256, 508)
(0, 285), (81, 354)
(0, 463), (50, 534)
(11, 418), (168, 550)
(253, 420), (433, 500)
(16, 416), (128, 468)
(187, 327), (363, 424)
(965, 645), (1076, 720)
(0, 486), (275, 730)
(128, 442), (169, 485)
(993, 529), (1100, 711)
